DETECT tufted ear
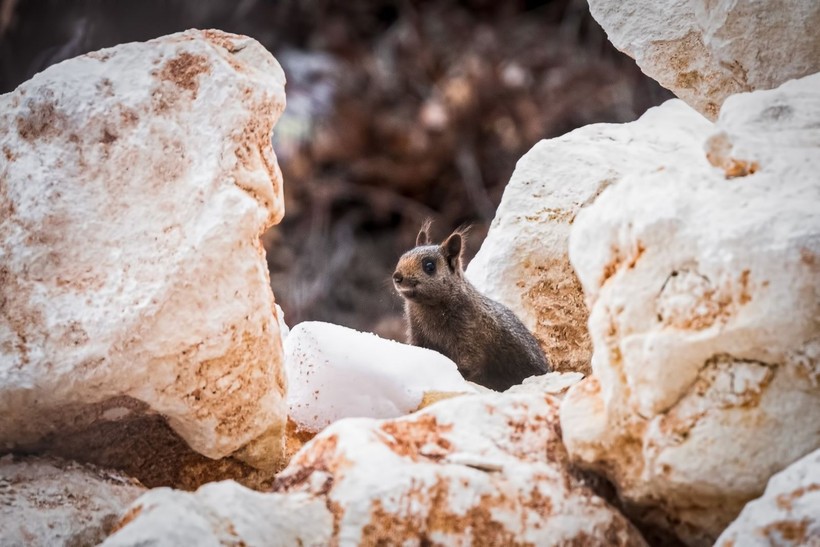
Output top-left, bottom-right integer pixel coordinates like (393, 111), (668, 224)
(416, 218), (433, 247)
(441, 231), (463, 272)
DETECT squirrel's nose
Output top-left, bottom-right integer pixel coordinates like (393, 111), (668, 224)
(393, 272), (404, 284)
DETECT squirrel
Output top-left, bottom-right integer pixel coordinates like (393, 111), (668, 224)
(392, 220), (550, 391)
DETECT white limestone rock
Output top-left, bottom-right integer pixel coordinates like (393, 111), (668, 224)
(560, 73), (820, 545)
(0, 455), (145, 547)
(466, 99), (712, 374)
(587, 0), (820, 119)
(275, 391), (647, 545)
(274, 303), (290, 339)
(704, 73), (820, 179)
(0, 30), (288, 471)
(109, 391), (646, 545)
(285, 321), (477, 433)
(716, 449), (820, 547)
(103, 482), (333, 547)
(504, 371), (584, 397)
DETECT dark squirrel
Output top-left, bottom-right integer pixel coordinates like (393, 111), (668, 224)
(393, 221), (550, 391)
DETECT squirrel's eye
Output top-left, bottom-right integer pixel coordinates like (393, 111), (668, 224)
(422, 259), (436, 275)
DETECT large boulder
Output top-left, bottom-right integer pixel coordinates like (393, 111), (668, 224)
(104, 389), (644, 546)
(560, 73), (820, 545)
(274, 390), (646, 545)
(0, 30), (288, 476)
(0, 455), (145, 546)
(587, 0), (820, 119)
(466, 99), (712, 375)
(716, 449), (820, 547)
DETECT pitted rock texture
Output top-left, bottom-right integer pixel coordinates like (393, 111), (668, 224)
(274, 391), (647, 546)
(467, 99), (712, 375)
(560, 74), (820, 545)
(587, 0), (820, 120)
(0, 455), (145, 547)
(103, 391), (646, 546)
(0, 29), (288, 473)
(102, 482), (333, 547)
(716, 449), (820, 547)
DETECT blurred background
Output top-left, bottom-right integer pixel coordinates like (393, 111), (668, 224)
(0, 0), (672, 339)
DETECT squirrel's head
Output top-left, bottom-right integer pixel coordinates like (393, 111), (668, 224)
(393, 220), (468, 305)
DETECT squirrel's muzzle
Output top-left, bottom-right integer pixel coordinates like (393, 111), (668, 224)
(393, 271), (418, 290)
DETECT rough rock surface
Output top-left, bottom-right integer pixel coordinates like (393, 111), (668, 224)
(561, 73), (820, 545)
(505, 371), (584, 397)
(102, 482), (333, 547)
(285, 321), (477, 434)
(0, 29), (288, 474)
(586, 0), (820, 119)
(105, 391), (646, 545)
(716, 449), (820, 547)
(276, 391), (647, 545)
(0, 455), (145, 546)
(467, 99), (712, 375)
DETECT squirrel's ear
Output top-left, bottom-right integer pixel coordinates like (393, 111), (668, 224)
(416, 219), (432, 247)
(441, 232), (463, 272)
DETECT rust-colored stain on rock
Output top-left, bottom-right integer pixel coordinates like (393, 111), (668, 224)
(16, 97), (68, 142)
(600, 241), (646, 288)
(159, 52), (211, 97)
(169, 328), (281, 451)
(737, 269), (752, 305)
(380, 415), (453, 462)
(232, 94), (284, 217)
(276, 434), (348, 490)
(284, 417), (317, 462)
(723, 158), (760, 179)
(415, 391), (466, 411)
(600, 244), (622, 287)
(0, 263), (42, 368)
(524, 207), (574, 224)
(202, 29), (242, 52)
(273, 433), (349, 538)
(704, 131), (761, 180)
(361, 477), (527, 547)
(656, 355), (776, 450)
(110, 504), (143, 535)
(86, 50), (113, 62)
(760, 518), (810, 543)
(775, 483), (820, 511)
(800, 247), (819, 270)
(521, 485), (554, 519)
(657, 269), (754, 331)
(652, 30), (750, 120)
(676, 70), (703, 90)
(627, 243), (645, 269)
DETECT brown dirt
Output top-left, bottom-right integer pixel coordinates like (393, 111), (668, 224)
(14, 400), (279, 491)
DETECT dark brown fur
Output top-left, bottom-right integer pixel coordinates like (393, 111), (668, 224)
(393, 221), (550, 391)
